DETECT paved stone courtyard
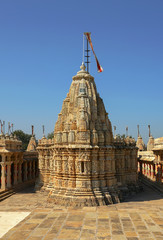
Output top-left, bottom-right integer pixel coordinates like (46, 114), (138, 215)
(0, 185), (163, 240)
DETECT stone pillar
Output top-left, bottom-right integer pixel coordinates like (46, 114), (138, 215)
(7, 163), (12, 188)
(150, 164), (152, 179)
(38, 154), (44, 186)
(146, 163), (148, 177)
(57, 154), (63, 187)
(46, 155), (51, 186)
(68, 153), (75, 188)
(138, 162), (140, 173)
(149, 164), (150, 178)
(33, 161), (35, 178)
(1, 162), (6, 190)
(62, 153), (68, 188)
(142, 163), (144, 175)
(152, 164), (154, 180)
(99, 151), (106, 188)
(148, 164), (150, 179)
(53, 154), (58, 187)
(14, 162), (18, 185)
(158, 164), (161, 182)
(44, 155), (48, 186)
(151, 164), (154, 180)
(147, 164), (149, 178)
(47, 151), (54, 189)
(24, 161), (27, 181)
(18, 162), (22, 183)
(29, 161), (32, 180)
(91, 151), (99, 188)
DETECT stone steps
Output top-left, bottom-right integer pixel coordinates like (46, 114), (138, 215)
(140, 176), (163, 195)
(0, 180), (36, 202)
(0, 189), (15, 202)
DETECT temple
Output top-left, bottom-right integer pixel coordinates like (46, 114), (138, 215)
(138, 136), (163, 185)
(36, 63), (138, 206)
(0, 130), (38, 198)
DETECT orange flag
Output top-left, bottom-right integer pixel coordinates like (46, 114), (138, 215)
(85, 33), (103, 73)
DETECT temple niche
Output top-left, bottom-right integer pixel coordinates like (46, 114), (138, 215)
(36, 63), (138, 206)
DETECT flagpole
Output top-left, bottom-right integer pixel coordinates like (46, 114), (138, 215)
(87, 38), (89, 72)
(83, 33), (84, 64)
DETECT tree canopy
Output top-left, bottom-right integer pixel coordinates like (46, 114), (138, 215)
(47, 132), (54, 139)
(13, 130), (32, 150)
(116, 134), (132, 139)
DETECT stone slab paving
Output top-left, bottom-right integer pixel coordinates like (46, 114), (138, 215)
(0, 186), (162, 240)
(0, 212), (30, 238)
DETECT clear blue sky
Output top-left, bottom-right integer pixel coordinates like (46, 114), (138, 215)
(0, 0), (163, 144)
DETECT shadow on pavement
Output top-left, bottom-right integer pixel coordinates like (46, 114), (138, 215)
(124, 183), (163, 202)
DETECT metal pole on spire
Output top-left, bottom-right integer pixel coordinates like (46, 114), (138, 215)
(137, 125), (140, 137)
(126, 126), (128, 137)
(3, 121), (5, 135)
(148, 125), (151, 137)
(82, 33), (84, 64)
(84, 32), (91, 73)
(0, 120), (3, 134)
(113, 126), (116, 137)
(8, 122), (10, 134)
(11, 123), (13, 133)
(31, 125), (34, 137)
(42, 125), (45, 137)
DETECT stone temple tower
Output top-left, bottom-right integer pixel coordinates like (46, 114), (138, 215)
(37, 63), (138, 207)
(48, 63), (118, 206)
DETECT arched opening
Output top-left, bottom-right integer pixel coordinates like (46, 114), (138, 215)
(0, 155), (2, 162)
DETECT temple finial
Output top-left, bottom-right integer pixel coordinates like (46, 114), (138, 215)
(80, 62), (86, 71)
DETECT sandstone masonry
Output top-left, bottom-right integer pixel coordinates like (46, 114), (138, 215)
(36, 64), (138, 206)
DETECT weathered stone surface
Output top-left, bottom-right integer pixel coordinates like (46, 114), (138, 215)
(136, 136), (145, 151)
(138, 136), (163, 186)
(0, 133), (38, 192)
(0, 185), (163, 240)
(36, 63), (138, 206)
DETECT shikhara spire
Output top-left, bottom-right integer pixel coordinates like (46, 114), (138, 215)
(36, 62), (138, 207)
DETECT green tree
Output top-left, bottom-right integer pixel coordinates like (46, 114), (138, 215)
(47, 132), (54, 139)
(13, 130), (32, 150)
(116, 134), (133, 139)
